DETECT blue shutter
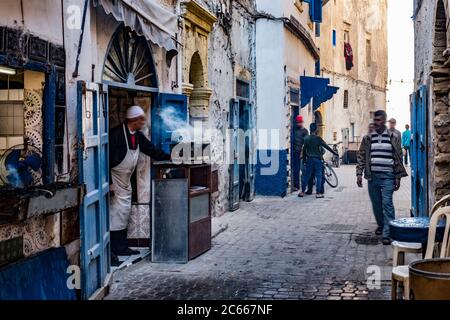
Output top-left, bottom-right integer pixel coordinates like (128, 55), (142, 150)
(410, 86), (429, 217)
(332, 30), (337, 46)
(229, 99), (240, 211)
(310, 0), (323, 23)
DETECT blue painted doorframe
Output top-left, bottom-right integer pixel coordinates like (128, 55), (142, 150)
(77, 81), (111, 299)
(229, 99), (240, 211)
(411, 85), (428, 217)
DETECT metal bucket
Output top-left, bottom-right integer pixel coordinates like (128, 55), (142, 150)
(409, 258), (450, 300)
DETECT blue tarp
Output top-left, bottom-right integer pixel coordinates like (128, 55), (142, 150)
(300, 76), (339, 110)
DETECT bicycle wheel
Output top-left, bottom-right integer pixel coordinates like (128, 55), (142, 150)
(324, 163), (339, 188)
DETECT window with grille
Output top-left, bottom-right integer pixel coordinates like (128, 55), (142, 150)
(343, 90), (349, 109)
(0, 70), (24, 151)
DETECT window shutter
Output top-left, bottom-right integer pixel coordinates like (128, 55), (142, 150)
(310, 0), (323, 23)
(343, 90), (349, 109)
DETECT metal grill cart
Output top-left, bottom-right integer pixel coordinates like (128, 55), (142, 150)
(152, 162), (212, 263)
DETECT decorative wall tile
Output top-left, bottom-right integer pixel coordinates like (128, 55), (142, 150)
(0, 214), (58, 258)
(5, 28), (21, 53)
(50, 44), (65, 67)
(24, 89), (44, 185)
(28, 36), (49, 63)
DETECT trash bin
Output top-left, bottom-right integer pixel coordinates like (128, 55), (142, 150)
(409, 258), (450, 300)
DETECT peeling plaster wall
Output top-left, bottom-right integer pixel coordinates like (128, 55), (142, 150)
(317, 0), (388, 151)
(414, 0), (450, 204)
(415, 0), (439, 208)
(205, 0), (257, 214)
(320, 73), (386, 150)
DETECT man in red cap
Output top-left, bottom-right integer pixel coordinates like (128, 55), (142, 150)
(293, 115), (309, 191)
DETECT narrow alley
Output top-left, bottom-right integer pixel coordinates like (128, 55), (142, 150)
(106, 165), (413, 300)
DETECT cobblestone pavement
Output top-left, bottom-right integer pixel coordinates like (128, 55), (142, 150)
(106, 165), (414, 300)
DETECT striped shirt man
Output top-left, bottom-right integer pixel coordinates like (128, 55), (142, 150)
(370, 129), (394, 173)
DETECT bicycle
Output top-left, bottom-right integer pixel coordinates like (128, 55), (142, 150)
(323, 160), (339, 188)
(328, 142), (342, 168)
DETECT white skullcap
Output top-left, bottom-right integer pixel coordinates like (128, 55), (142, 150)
(126, 106), (145, 119)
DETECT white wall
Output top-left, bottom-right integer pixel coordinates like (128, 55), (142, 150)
(0, 0), (63, 45)
(256, 0), (283, 16)
(255, 18), (285, 150)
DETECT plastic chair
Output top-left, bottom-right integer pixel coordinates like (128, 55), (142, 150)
(391, 205), (450, 300)
(391, 195), (450, 269)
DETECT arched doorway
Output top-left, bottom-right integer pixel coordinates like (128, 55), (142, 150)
(189, 52), (205, 89)
(185, 51), (212, 121)
(103, 25), (159, 252)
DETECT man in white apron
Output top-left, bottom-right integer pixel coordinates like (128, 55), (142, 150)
(109, 106), (169, 264)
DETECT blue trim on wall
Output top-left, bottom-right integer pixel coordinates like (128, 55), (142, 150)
(255, 149), (288, 197)
(43, 67), (57, 184)
(0, 247), (76, 300)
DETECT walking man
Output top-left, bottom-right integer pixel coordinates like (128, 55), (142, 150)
(293, 115), (309, 191)
(402, 124), (411, 166)
(299, 123), (338, 199)
(357, 110), (407, 245)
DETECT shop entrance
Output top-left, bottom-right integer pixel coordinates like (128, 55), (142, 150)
(108, 87), (154, 252)
(103, 26), (159, 265)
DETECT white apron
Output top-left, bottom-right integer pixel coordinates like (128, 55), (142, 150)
(110, 124), (140, 231)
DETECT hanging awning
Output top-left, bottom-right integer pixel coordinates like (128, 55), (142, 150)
(93, 0), (178, 52)
(300, 76), (339, 110)
(313, 84), (339, 109)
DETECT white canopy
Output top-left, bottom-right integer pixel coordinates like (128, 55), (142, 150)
(94, 0), (178, 52)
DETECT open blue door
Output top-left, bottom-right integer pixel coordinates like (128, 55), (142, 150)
(411, 85), (428, 217)
(77, 81), (111, 299)
(240, 101), (255, 202)
(229, 99), (240, 211)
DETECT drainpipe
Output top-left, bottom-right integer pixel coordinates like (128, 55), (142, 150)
(20, 0), (25, 26)
(61, 0), (71, 179)
(72, 0), (89, 78)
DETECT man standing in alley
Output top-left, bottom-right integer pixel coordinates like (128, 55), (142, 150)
(299, 123), (338, 199)
(109, 106), (170, 266)
(402, 124), (412, 166)
(292, 115), (309, 192)
(357, 110), (407, 245)
(388, 118), (403, 160)
(388, 118), (401, 138)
